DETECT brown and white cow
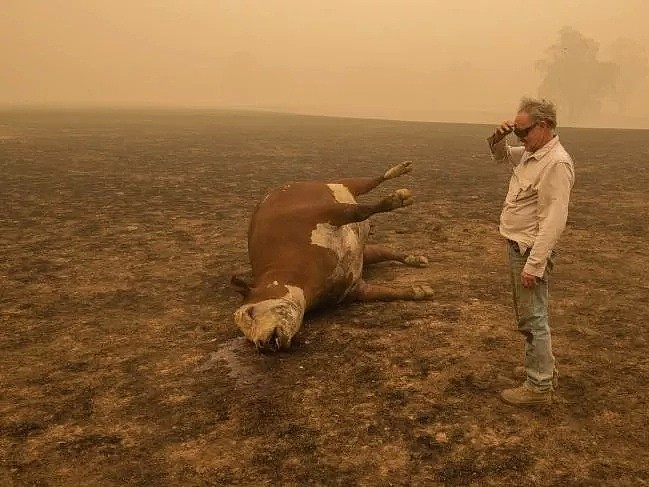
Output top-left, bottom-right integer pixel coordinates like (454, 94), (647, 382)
(232, 161), (433, 352)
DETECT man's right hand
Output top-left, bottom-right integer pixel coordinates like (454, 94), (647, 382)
(489, 120), (515, 145)
(497, 120), (515, 136)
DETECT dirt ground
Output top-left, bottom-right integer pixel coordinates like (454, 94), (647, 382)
(1, 109), (648, 486)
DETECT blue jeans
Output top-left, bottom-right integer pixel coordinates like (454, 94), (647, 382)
(507, 242), (556, 392)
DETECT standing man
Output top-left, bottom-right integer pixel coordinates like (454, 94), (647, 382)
(487, 97), (575, 406)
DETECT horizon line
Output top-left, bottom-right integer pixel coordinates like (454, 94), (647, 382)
(2, 103), (648, 131)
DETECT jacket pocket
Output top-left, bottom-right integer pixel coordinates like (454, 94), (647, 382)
(514, 182), (536, 201)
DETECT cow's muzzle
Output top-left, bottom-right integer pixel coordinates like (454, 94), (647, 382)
(254, 329), (288, 353)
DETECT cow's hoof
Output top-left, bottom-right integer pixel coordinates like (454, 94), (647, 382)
(412, 285), (434, 299)
(404, 255), (429, 267)
(383, 160), (413, 180)
(383, 188), (413, 210)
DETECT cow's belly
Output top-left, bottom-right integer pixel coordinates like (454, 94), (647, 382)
(310, 220), (369, 301)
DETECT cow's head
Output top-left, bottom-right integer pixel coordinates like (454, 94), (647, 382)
(233, 285), (306, 352)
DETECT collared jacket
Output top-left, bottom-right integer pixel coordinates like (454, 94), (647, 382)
(488, 135), (575, 277)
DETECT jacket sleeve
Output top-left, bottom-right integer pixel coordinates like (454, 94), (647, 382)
(487, 134), (525, 166)
(524, 161), (575, 277)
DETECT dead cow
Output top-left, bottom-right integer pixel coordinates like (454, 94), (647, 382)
(232, 161), (433, 352)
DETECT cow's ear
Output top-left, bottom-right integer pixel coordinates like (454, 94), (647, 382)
(231, 274), (252, 297)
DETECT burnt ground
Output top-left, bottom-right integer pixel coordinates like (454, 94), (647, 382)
(1, 109), (648, 486)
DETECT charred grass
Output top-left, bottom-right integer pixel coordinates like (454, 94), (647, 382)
(1, 109), (648, 485)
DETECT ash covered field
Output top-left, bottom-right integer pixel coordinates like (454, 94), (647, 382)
(1, 109), (648, 485)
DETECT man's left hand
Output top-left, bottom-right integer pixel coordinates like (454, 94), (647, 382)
(521, 271), (537, 288)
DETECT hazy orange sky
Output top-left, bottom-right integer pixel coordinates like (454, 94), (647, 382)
(3, 0), (649, 127)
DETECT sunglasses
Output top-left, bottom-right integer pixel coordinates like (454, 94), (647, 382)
(513, 122), (538, 138)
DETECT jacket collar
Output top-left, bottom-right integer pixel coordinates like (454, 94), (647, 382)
(522, 135), (559, 163)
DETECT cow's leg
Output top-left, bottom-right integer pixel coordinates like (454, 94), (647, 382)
(332, 160), (412, 196)
(325, 188), (414, 226)
(345, 279), (434, 302)
(363, 244), (429, 267)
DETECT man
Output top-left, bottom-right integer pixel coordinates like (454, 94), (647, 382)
(487, 97), (575, 406)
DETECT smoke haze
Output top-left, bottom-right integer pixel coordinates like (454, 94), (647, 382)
(3, 0), (649, 127)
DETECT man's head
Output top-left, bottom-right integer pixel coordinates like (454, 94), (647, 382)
(514, 97), (557, 152)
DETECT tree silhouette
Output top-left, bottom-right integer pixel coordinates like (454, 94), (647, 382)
(606, 38), (649, 114)
(536, 27), (617, 125)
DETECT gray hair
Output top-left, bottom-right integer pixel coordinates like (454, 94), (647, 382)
(518, 97), (557, 128)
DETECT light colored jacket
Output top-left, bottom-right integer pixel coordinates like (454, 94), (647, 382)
(489, 135), (575, 277)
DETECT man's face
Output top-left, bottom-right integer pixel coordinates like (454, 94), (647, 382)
(514, 111), (545, 152)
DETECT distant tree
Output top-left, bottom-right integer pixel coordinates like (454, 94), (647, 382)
(605, 38), (649, 114)
(536, 27), (617, 124)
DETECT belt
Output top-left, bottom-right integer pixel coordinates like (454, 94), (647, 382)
(507, 239), (529, 255)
